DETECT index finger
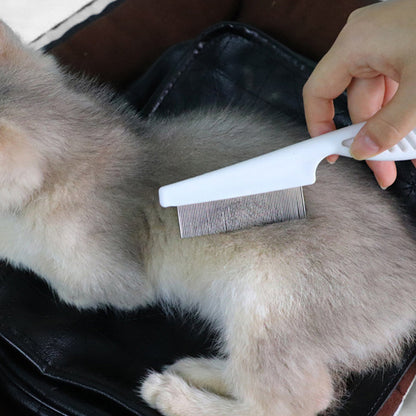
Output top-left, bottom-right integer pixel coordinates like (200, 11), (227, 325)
(303, 53), (353, 137)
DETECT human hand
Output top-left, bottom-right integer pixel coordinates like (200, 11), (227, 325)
(303, 0), (416, 189)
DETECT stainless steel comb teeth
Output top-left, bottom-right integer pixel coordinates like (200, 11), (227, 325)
(177, 188), (305, 238)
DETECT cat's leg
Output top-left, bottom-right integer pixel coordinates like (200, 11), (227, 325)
(221, 296), (336, 416)
(140, 363), (248, 416)
(140, 263), (336, 416)
(227, 347), (334, 416)
(140, 322), (334, 416)
(140, 349), (333, 416)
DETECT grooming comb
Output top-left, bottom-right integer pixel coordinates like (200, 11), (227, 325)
(159, 122), (416, 238)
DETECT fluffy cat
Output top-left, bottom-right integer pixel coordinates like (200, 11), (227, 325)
(0, 20), (414, 416)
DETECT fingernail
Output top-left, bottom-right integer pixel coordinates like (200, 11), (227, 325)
(350, 132), (381, 160)
(326, 154), (337, 165)
(376, 178), (390, 190)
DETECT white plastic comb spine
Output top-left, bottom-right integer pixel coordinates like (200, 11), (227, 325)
(159, 123), (416, 209)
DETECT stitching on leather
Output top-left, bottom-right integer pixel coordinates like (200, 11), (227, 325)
(366, 366), (405, 416)
(237, 24), (314, 73)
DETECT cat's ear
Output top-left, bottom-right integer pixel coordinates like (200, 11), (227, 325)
(0, 20), (27, 63)
(0, 20), (58, 71)
(0, 119), (44, 210)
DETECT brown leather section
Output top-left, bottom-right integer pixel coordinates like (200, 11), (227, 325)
(237, 0), (377, 61)
(50, 0), (240, 87)
(376, 361), (416, 416)
(50, 0), (377, 87)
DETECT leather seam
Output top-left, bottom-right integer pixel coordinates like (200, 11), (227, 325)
(366, 366), (404, 416)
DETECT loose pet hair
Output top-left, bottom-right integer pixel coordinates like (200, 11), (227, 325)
(0, 20), (414, 416)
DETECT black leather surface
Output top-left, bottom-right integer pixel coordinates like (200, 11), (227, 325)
(127, 23), (348, 123)
(0, 22), (414, 416)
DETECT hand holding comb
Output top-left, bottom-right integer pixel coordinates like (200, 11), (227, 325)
(159, 122), (416, 238)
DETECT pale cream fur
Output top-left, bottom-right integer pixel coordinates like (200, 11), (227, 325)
(0, 20), (414, 416)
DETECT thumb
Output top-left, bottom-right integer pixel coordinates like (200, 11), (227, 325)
(350, 80), (416, 160)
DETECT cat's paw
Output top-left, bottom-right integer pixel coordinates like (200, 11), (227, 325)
(140, 370), (242, 416)
(140, 371), (165, 407)
(140, 371), (194, 416)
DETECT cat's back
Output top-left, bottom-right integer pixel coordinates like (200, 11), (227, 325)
(146, 116), (416, 319)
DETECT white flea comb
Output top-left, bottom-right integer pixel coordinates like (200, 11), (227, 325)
(159, 122), (416, 238)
